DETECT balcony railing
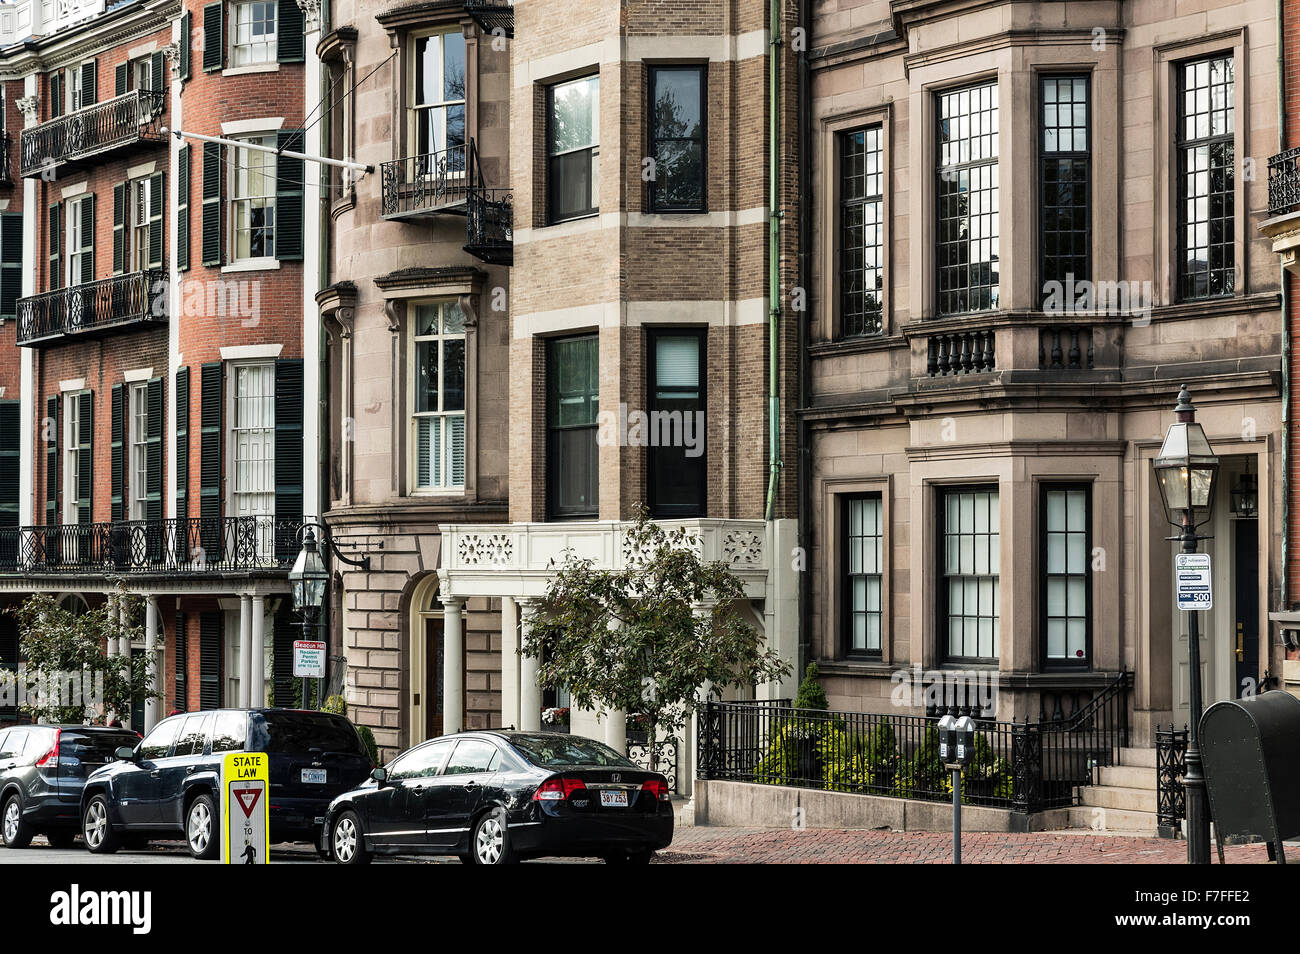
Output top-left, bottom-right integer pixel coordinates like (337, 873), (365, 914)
(17, 269), (167, 347)
(0, 517), (303, 576)
(1038, 325), (1094, 371)
(465, 0), (513, 38)
(926, 329), (996, 376)
(465, 187), (513, 265)
(20, 87), (167, 178)
(380, 142), (470, 218)
(1268, 147), (1300, 217)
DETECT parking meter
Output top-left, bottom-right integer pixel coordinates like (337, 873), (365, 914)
(937, 714), (956, 764)
(954, 716), (975, 766)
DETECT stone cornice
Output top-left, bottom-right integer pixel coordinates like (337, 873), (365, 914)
(0, 0), (180, 79)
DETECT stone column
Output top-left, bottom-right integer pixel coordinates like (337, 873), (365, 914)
(604, 708), (627, 755)
(106, 595), (119, 657)
(517, 599), (542, 731)
(443, 597), (465, 735)
(250, 595), (266, 708)
(238, 594), (252, 708)
(144, 597), (160, 731)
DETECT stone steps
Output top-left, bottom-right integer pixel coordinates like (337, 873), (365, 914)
(1070, 747), (1163, 836)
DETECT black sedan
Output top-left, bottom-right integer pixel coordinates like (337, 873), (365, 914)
(323, 730), (674, 865)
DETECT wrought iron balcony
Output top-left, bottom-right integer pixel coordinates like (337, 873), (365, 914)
(465, 0), (513, 38)
(19, 87), (167, 178)
(465, 187), (513, 265)
(380, 142), (470, 218)
(17, 269), (167, 347)
(0, 517), (303, 577)
(1268, 147), (1300, 217)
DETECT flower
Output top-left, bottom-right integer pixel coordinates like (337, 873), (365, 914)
(541, 707), (570, 725)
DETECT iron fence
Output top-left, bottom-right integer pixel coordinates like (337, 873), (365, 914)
(17, 270), (167, 346)
(20, 88), (167, 177)
(1155, 724), (1188, 838)
(465, 187), (513, 264)
(1269, 147), (1300, 216)
(626, 738), (679, 793)
(380, 143), (470, 217)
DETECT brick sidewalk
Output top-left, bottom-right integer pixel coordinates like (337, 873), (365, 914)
(654, 827), (1273, 864)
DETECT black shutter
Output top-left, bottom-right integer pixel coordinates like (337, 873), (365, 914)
(76, 392), (91, 525)
(176, 367), (190, 522)
(110, 383), (125, 522)
(174, 612), (188, 713)
(150, 50), (164, 92)
(80, 60), (96, 106)
(0, 401), (19, 531)
(277, 0), (305, 63)
(44, 395), (57, 524)
(202, 2), (223, 72)
(47, 203), (60, 291)
(275, 130), (304, 261)
(273, 359), (304, 560)
(49, 72), (62, 119)
(0, 616), (17, 720)
(145, 377), (164, 561)
(147, 172), (164, 269)
(199, 611), (221, 709)
(201, 141), (221, 266)
(0, 213), (21, 319)
(199, 363), (223, 559)
(273, 614), (297, 709)
(112, 182), (125, 274)
(79, 195), (93, 284)
(114, 62), (128, 97)
(177, 145), (190, 271)
(180, 11), (192, 81)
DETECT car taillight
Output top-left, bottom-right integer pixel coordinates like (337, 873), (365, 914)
(641, 778), (670, 802)
(35, 729), (60, 769)
(533, 776), (586, 801)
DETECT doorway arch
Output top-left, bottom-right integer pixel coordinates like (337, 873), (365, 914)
(407, 573), (445, 745)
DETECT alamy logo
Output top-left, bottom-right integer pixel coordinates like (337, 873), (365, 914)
(49, 885), (152, 935)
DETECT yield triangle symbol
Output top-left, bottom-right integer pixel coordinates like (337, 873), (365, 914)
(235, 787), (263, 818)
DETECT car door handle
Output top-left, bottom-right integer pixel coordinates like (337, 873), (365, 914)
(186, 766), (198, 774)
(150, 769), (161, 778)
(463, 780), (479, 790)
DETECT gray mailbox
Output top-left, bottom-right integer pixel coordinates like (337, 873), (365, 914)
(1201, 690), (1300, 863)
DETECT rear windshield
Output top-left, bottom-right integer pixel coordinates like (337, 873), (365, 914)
(248, 712), (366, 756)
(507, 734), (636, 769)
(60, 731), (139, 763)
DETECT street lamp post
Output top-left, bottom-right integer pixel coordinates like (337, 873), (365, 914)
(1152, 385), (1220, 866)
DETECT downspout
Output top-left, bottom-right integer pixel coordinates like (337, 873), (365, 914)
(1279, 0), (1290, 611)
(765, 0), (784, 521)
(796, 0), (812, 674)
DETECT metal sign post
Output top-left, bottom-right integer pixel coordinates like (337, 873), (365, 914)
(220, 752), (270, 864)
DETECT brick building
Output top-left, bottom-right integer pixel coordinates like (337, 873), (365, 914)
(0, 0), (325, 732)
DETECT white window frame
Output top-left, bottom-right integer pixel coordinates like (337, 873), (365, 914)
(128, 177), (151, 273)
(132, 57), (152, 92)
(62, 392), (84, 526)
(66, 196), (91, 287)
(67, 64), (83, 112)
(129, 382), (148, 522)
(230, 1), (278, 68)
(227, 362), (276, 558)
(228, 133), (277, 265)
(409, 301), (467, 493)
(408, 29), (467, 160)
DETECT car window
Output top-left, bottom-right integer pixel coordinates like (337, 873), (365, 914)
(137, 718), (181, 760)
(211, 711), (247, 753)
(248, 712), (366, 755)
(174, 713), (212, 757)
(443, 739), (500, 776)
(60, 730), (140, 765)
(506, 734), (636, 768)
(388, 740), (452, 781)
(0, 728), (27, 760)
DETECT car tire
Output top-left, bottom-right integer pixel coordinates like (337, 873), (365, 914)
(2, 795), (31, 849)
(470, 807), (516, 865)
(82, 795), (121, 854)
(45, 830), (77, 849)
(185, 793), (219, 860)
(330, 810), (370, 865)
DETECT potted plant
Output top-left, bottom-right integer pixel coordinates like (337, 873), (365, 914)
(541, 706), (571, 732)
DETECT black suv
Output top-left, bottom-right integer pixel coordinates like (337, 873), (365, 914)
(0, 725), (141, 849)
(80, 708), (372, 859)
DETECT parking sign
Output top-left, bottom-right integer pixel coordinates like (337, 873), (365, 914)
(1175, 552), (1213, 611)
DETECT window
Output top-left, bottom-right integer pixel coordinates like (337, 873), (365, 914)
(1042, 485), (1090, 668)
(1040, 76), (1090, 302)
(231, 135), (276, 261)
(231, 363), (274, 557)
(132, 56), (152, 91)
(547, 75), (600, 223)
(231, 1), (277, 67)
(211, 710), (247, 752)
(938, 487), (999, 662)
(173, 713), (212, 757)
(547, 335), (599, 519)
(137, 717), (180, 761)
(388, 739), (452, 780)
(443, 739), (500, 775)
(63, 393), (86, 525)
(129, 383), (148, 521)
(647, 330), (705, 517)
(648, 65), (706, 212)
(67, 197), (92, 287)
(843, 494), (883, 656)
(1178, 54), (1234, 301)
(412, 302), (467, 491)
(841, 126), (884, 336)
(936, 82), (999, 315)
(411, 30), (466, 159)
(69, 65), (84, 112)
(129, 178), (151, 271)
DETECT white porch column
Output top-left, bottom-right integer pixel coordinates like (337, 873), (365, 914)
(500, 598), (520, 729)
(238, 594), (252, 708)
(518, 599), (542, 731)
(604, 708), (626, 754)
(250, 595), (266, 708)
(443, 597), (465, 735)
(144, 597), (160, 731)
(106, 595), (119, 657)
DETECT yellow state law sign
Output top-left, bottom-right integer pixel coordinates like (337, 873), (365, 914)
(221, 752), (270, 865)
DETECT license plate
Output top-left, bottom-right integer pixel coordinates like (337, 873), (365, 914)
(301, 769), (327, 784)
(599, 790), (628, 808)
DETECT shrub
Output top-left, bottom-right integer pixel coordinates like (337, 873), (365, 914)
(794, 662), (829, 711)
(323, 695), (347, 716)
(356, 724), (379, 766)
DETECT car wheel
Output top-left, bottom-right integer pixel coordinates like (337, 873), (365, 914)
(470, 808), (516, 865)
(186, 793), (219, 860)
(45, 830), (77, 849)
(2, 795), (31, 849)
(82, 795), (120, 854)
(330, 811), (370, 865)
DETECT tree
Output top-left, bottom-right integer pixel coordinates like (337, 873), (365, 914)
(6, 593), (157, 725)
(522, 513), (790, 750)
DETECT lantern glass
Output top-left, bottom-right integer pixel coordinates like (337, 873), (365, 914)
(1153, 420), (1219, 525)
(289, 535), (328, 613)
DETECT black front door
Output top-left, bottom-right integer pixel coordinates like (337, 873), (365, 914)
(1235, 518), (1260, 697)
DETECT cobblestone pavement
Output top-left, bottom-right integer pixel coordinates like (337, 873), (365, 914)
(654, 826), (1274, 864)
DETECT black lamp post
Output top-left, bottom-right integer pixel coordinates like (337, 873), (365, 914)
(1152, 385), (1220, 865)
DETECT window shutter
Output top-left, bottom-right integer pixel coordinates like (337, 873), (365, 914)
(0, 213), (22, 319)
(79, 195), (94, 284)
(49, 72), (62, 119)
(274, 359), (303, 560)
(199, 363), (223, 559)
(275, 130), (304, 261)
(114, 63), (127, 97)
(150, 50), (164, 92)
(147, 172), (164, 270)
(180, 11), (192, 81)
(44, 396), (57, 524)
(80, 60), (96, 106)
(47, 203), (61, 291)
(112, 182), (125, 275)
(202, 2), (223, 73)
(176, 366), (190, 522)
(174, 612), (188, 713)
(177, 145), (190, 271)
(201, 141), (221, 266)
(0, 617), (17, 720)
(277, 0), (305, 63)
(76, 391), (92, 524)
(0, 401), (19, 530)
(111, 383), (125, 522)
(199, 611), (221, 710)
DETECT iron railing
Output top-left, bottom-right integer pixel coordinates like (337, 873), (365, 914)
(465, 187), (513, 264)
(927, 330), (996, 376)
(626, 738), (679, 793)
(465, 0), (513, 38)
(698, 672), (1131, 814)
(380, 142), (470, 217)
(1268, 147), (1300, 216)
(20, 88), (167, 177)
(0, 517), (302, 575)
(1155, 724), (1188, 838)
(17, 270), (167, 346)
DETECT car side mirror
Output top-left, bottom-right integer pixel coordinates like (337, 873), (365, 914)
(114, 746), (136, 761)
(371, 767), (388, 785)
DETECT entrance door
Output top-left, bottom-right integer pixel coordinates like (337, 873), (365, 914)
(1234, 518), (1260, 697)
(426, 618), (444, 739)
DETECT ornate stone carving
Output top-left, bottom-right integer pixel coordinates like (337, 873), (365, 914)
(16, 96), (39, 129)
(296, 0), (322, 33)
(161, 42), (181, 81)
(721, 528), (764, 568)
(457, 533), (514, 567)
